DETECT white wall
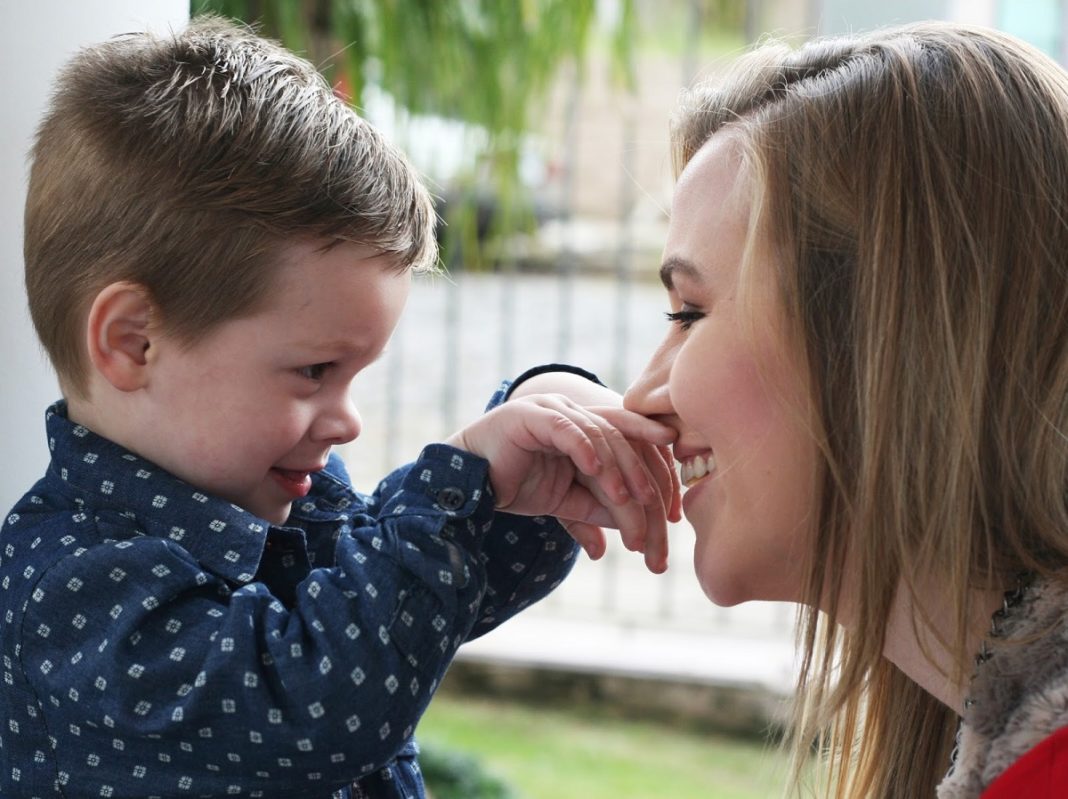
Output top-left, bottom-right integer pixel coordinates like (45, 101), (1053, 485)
(0, 1), (189, 514)
(814, 0), (950, 34)
(947, 0), (997, 27)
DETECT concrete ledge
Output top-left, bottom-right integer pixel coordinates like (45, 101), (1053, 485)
(447, 615), (797, 738)
(456, 615), (797, 691)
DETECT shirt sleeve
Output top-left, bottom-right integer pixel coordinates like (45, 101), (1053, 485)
(18, 446), (499, 793)
(461, 374), (583, 639)
(368, 436), (579, 642)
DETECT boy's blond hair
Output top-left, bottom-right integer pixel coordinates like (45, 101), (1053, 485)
(25, 15), (437, 398)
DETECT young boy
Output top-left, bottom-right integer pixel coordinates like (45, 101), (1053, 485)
(2, 17), (677, 799)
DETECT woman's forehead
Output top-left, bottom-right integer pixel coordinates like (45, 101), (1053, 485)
(672, 133), (751, 222)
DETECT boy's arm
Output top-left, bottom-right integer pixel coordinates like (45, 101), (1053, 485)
(443, 376), (581, 639)
(16, 451), (501, 793)
(373, 455), (579, 641)
(15, 389), (666, 792)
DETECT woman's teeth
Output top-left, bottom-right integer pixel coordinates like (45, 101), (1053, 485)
(680, 453), (715, 487)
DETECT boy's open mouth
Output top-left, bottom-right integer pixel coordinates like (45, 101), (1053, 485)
(271, 467), (313, 498)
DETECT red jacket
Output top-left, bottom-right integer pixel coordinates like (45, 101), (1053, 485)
(981, 726), (1068, 797)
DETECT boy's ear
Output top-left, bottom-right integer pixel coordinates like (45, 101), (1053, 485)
(85, 281), (158, 392)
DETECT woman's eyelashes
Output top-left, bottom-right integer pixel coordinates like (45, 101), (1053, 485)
(664, 307), (706, 330)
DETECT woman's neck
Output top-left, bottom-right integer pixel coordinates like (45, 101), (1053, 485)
(880, 577), (1005, 713)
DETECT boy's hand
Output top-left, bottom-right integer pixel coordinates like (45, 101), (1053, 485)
(445, 393), (678, 573)
(507, 372), (682, 572)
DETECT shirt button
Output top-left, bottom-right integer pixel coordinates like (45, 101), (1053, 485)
(436, 487), (466, 511)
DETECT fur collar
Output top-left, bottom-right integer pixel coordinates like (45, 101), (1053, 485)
(937, 576), (1068, 798)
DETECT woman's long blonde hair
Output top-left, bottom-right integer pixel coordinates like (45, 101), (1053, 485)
(672, 22), (1068, 798)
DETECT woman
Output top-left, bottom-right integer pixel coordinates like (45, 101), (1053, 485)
(624, 22), (1068, 798)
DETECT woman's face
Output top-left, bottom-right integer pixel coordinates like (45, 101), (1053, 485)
(624, 135), (820, 606)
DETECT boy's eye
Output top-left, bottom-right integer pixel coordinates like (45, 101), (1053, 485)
(664, 308), (706, 331)
(297, 363), (331, 381)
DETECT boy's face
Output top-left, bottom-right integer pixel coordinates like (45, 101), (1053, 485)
(136, 240), (410, 524)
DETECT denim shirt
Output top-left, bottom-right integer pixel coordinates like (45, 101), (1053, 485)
(0, 395), (579, 798)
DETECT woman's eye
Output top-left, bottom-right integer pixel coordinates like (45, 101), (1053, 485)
(297, 363), (330, 381)
(664, 308), (706, 331)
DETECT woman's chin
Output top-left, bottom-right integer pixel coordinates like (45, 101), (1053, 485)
(695, 559), (751, 607)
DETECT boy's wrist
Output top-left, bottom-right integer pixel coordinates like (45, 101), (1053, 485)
(395, 443), (494, 519)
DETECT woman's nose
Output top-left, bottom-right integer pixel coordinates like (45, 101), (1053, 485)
(313, 393), (362, 445)
(623, 347), (674, 418)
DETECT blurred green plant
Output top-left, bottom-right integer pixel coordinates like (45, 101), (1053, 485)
(191, 0), (637, 269)
(420, 742), (519, 799)
(418, 692), (795, 799)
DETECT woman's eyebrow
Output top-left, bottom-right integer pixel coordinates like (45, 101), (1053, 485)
(659, 256), (702, 289)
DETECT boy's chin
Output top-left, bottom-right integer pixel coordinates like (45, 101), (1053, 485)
(235, 497), (291, 527)
(257, 505), (292, 526)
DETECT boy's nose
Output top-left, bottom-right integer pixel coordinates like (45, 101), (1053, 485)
(623, 348), (674, 418)
(313, 394), (362, 445)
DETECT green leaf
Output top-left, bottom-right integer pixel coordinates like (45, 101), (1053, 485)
(190, 0), (634, 269)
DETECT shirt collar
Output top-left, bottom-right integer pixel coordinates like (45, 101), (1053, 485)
(45, 401), (268, 583)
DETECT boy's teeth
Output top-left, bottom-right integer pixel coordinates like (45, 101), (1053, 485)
(680, 453), (715, 486)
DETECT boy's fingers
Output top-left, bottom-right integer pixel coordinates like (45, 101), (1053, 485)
(531, 399), (637, 504)
(551, 475), (647, 551)
(648, 443), (681, 520)
(569, 408), (659, 506)
(583, 406), (678, 510)
(588, 405), (677, 446)
(631, 440), (679, 524)
(525, 402), (605, 478)
(573, 472), (648, 553)
(511, 397), (671, 562)
(660, 444), (683, 523)
(632, 441), (672, 517)
(524, 398), (671, 510)
(556, 482), (667, 573)
(559, 520), (606, 560)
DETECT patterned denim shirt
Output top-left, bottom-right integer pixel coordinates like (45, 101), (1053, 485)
(0, 395), (578, 798)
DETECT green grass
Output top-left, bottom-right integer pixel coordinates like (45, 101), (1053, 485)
(417, 693), (790, 799)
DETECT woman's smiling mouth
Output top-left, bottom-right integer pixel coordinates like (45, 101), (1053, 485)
(679, 452), (715, 487)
